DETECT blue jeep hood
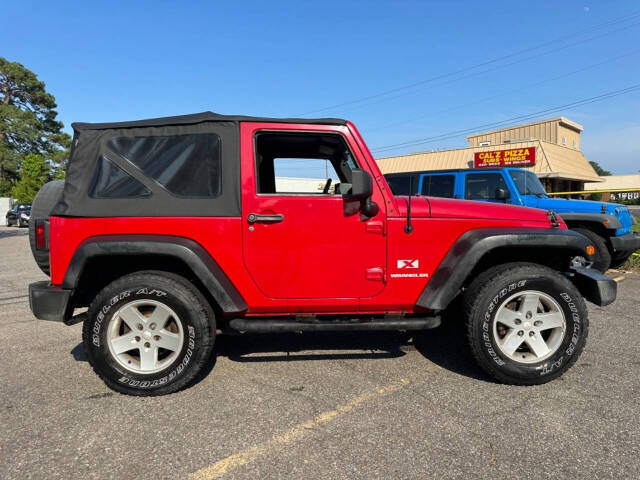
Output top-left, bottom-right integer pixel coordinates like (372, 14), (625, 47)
(524, 196), (616, 214)
(522, 195), (632, 234)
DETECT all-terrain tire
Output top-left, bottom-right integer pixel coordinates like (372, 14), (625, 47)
(463, 262), (589, 385)
(28, 180), (64, 275)
(82, 271), (216, 396)
(572, 228), (611, 273)
(609, 250), (634, 269)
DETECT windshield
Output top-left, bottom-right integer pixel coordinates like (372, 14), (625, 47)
(509, 170), (547, 196)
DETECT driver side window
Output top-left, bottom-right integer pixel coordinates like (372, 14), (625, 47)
(255, 132), (358, 195)
(273, 157), (340, 194)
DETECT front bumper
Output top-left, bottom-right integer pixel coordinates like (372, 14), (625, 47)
(29, 281), (73, 322)
(610, 232), (640, 252)
(569, 267), (617, 307)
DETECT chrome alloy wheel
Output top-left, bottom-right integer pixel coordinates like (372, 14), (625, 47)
(107, 299), (184, 374)
(493, 290), (566, 364)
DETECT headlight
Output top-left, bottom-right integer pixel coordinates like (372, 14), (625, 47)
(20, 213), (29, 219)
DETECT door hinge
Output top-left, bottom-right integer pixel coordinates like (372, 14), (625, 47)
(366, 267), (386, 283)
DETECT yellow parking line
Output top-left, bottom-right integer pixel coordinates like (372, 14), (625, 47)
(189, 375), (419, 479)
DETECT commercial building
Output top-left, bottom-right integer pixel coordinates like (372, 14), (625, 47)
(584, 174), (640, 202)
(377, 117), (602, 192)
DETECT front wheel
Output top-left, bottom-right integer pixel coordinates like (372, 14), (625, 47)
(609, 250), (634, 269)
(463, 263), (589, 385)
(572, 228), (611, 272)
(83, 271), (216, 395)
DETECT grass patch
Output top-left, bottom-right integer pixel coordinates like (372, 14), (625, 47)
(624, 252), (640, 270)
(621, 219), (639, 269)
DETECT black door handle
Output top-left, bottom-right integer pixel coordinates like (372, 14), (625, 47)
(247, 213), (284, 224)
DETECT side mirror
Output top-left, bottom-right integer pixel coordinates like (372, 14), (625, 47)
(495, 187), (510, 200)
(348, 169), (373, 199)
(345, 169), (379, 218)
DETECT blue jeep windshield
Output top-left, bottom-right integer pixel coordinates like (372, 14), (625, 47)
(509, 170), (547, 196)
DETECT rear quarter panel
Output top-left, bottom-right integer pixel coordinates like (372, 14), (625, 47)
(47, 216), (287, 313)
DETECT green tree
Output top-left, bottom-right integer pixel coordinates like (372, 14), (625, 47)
(11, 153), (49, 202)
(0, 57), (71, 195)
(589, 161), (612, 176)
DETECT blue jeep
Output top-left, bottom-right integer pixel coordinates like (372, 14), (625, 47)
(385, 167), (639, 272)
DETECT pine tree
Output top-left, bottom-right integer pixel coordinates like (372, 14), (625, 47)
(0, 57), (71, 195)
(11, 153), (50, 202)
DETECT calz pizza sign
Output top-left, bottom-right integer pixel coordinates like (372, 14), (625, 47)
(474, 148), (536, 168)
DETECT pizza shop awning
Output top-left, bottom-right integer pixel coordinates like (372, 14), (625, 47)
(376, 140), (602, 184)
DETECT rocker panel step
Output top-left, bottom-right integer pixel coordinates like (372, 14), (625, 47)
(228, 316), (441, 333)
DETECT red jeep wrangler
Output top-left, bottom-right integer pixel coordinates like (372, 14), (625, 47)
(28, 112), (616, 395)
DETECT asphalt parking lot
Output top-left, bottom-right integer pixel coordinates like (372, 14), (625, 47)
(1, 226), (638, 479)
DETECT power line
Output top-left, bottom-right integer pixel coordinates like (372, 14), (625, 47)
(294, 10), (640, 116)
(335, 21), (640, 117)
(371, 83), (640, 154)
(365, 47), (640, 133)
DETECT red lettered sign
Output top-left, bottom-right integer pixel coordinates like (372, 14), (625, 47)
(474, 148), (536, 168)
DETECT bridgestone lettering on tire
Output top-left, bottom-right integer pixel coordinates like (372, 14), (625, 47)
(83, 271), (215, 396)
(463, 262), (589, 385)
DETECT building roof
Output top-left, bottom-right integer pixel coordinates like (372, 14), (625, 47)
(584, 174), (640, 191)
(376, 139), (602, 182)
(466, 116), (583, 141)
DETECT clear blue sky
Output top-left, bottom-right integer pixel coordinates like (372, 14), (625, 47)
(5, 0), (640, 174)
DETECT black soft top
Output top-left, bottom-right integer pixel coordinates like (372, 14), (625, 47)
(54, 111), (347, 218)
(72, 111), (347, 131)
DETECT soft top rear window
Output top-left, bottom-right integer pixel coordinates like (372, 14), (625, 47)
(89, 156), (151, 198)
(107, 133), (222, 197)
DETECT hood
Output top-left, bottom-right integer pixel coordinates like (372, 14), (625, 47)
(526, 196), (633, 234)
(430, 196), (553, 222)
(524, 195), (623, 214)
(393, 196), (431, 217)
(396, 195), (554, 224)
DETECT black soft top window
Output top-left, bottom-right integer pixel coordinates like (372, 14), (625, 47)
(53, 119), (240, 218)
(106, 133), (222, 197)
(89, 156), (151, 198)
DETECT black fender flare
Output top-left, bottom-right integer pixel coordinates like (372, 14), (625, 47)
(63, 235), (247, 313)
(416, 228), (591, 311)
(559, 212), (621, 231)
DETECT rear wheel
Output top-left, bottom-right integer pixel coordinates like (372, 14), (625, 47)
(463, 262), (588, 385)
(83, 271), (215, 395)
(572, 228), (611, 272)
